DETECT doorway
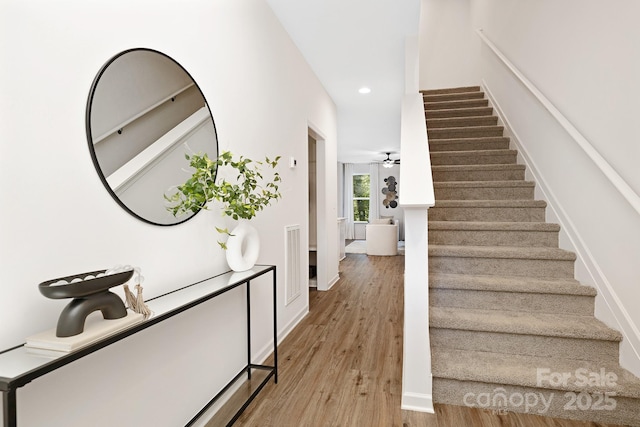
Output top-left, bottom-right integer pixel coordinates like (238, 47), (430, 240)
(307, 126), (328, 292)
(308, 134), (317, 288)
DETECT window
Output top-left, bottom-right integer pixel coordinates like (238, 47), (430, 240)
(352, 174), (370, 222)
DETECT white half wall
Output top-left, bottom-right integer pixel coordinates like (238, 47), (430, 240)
(0, 0), (337, 425)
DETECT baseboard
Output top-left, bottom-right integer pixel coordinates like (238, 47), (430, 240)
(401, 392), (435, 413)
(252, 303), (309, 364)
(482, 80), (640, 377)
(326, 274), (340, 290)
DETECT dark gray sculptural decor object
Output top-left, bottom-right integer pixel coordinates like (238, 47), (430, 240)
(382, 176), (398, 209)
(39, 269), (132, 337)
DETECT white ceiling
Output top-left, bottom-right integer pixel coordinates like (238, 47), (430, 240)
(266, 0), (420, 164)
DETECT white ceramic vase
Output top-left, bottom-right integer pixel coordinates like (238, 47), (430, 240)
(225, 220), (260, 272)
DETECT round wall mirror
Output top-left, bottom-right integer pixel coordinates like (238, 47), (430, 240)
(86, 48), (218, 225)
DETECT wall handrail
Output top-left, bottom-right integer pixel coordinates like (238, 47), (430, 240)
(106, 106), (210, 192)
(476, 28), (640, 216)
(92, 83), (196, 144)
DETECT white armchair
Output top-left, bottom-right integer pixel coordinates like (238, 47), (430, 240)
(365, 219), (399, 256)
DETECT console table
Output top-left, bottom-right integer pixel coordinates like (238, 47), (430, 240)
(0, 265), (277, 427)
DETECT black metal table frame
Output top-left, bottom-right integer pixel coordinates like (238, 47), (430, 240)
(0, 265), (277, 427)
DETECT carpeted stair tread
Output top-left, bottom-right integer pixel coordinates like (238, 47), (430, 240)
(431, 348), (640, 398)
(430, 278), (596, 316)
(430, 200), (547, 222)
(426, 106), (494, 119)
(429, 244), (576, 261)
(429, 272), (596, 296)
(429, 221), (559, 247)
(429, 137), (511, 151)
(434, 199), (547, 208)
(430, 306), (621, 341)
(431, 164), (526, 182)
(432, 164), (524, 173)
(433, 180), (535, 189)
(429, 221), (559, 232)
(425, 99), (489, 110)
(434, 181), (535, 201)
(431, 148), (517, 158)
(421, 86), (481, 95)
(427, 115), (498, 128)
(428, 125), (505, 139)
(424, 91), (485, 103)
(430, 149), (518, 166)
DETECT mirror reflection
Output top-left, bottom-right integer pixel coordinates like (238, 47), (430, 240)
(86, 48), (218, 225)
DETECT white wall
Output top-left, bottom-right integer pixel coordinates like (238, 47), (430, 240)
(0, 1), (338, 425)
(418, 0), (640, 375)
(471, 0), (640, 375)
(472, 0), (640, 196)
(419, 0), (479, 89)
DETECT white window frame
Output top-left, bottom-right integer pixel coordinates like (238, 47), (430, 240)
(352, 173), (370, 223)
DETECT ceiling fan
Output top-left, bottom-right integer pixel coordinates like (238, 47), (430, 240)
(379, 152), (400, 168)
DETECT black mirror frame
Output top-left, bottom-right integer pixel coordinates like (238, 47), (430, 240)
(85, 47), (217, 226)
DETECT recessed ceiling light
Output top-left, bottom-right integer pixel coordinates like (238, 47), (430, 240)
(358, 87), (371, 94)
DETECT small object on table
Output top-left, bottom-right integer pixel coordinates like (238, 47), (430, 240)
(39, 268), (133, 337)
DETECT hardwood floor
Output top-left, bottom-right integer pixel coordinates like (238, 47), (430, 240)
(224, 254), (623, 427)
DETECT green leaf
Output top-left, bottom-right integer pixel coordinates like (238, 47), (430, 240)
(215, 226), (231, 235)
(165, 150), (283, 223)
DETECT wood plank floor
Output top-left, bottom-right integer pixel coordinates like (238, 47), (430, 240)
(224, 254), (623, 427)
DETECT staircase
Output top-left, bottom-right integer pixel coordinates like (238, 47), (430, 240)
(424, 86), (640, 426)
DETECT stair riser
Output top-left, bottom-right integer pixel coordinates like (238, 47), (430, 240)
(429, 229), (558, 247)
(434, 186), (535, 201)
(433, 169), (525, 182)
(432, 379), (639, 426)
(426, 107), (494, 119)
(427, 116), (498, 129)
(430, 288), (594, 315)
(430, 139), (510, 152)
(425, 99), (489, 110)
(430, 329), (617, 362)
(429, 255), (575, 278)
(429, 127), (504, 139)
(424, 92), (485, 103)
(429, 206), (546, 222)
(431, 153), (517, 166)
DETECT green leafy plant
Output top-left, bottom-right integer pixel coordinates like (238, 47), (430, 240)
(165, 151), (282, 248)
